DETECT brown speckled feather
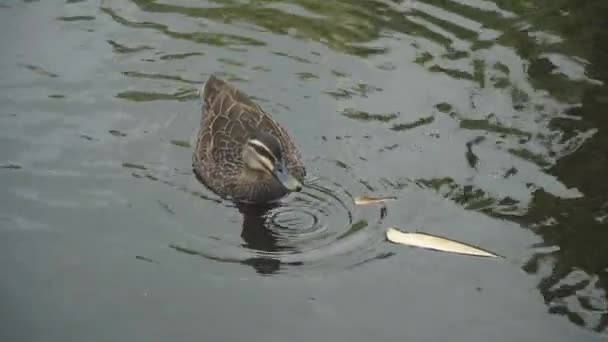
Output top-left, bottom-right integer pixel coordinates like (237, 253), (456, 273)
(193, 75), (305, 203)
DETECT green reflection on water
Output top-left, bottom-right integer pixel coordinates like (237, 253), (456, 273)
(159, 52), (205, 60)
(57, 15), (95, 21)
(459, 119), (531, 137)
(101, 6), (265, 47)
(99, 0), (608, 333)
(122, 71), (200, 85)
(107, 39), (153, 53)
(340, 108), (399, 123)
(116, 89), (198, 102)
(20, 63), (59, 78)
(391, 116), (435, 131)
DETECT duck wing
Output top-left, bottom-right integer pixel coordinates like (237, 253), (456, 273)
(201, 76), (306, 179)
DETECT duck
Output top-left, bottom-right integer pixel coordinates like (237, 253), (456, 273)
(192, 75), (306, 204)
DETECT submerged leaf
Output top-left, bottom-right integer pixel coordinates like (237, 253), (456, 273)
(385, 227), (501, 258)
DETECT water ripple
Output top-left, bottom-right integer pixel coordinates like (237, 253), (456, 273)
(169, 174), (391, 276)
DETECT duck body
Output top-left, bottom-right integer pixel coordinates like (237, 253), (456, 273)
(193, 75), (306, 203)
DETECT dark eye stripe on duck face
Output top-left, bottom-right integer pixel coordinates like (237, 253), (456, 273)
(247, 139), (278, 165)
(251, 132), (283, 160)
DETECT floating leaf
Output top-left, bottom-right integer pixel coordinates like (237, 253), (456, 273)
(354, 196), (396, 205)
(385, 227), (501, 258)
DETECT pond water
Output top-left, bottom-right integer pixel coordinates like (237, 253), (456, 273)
(1, 0), (607, 341)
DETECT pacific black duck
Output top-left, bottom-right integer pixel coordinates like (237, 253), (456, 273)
(193, 75), (306, 203)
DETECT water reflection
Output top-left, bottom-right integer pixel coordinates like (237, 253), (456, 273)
(135, 0), (607, 333)
(237, 202), (288, 275)
(168, 175), (388, 276)
(516, 5), (608, 332)
(95, 0), (603, 334)
(2, 0), (607, 338)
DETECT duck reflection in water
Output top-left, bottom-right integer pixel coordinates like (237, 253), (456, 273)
(237, 202), (300, 275)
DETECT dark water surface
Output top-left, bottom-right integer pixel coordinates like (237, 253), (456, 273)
(1, 0), (607, 341)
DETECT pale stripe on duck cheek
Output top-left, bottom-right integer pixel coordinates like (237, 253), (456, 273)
(247, 139), (277, 164)
(244, 145), (275, 173)
(256, 154), (274, 172)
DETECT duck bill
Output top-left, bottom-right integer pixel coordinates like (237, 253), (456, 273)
(273, 165), (302, 192)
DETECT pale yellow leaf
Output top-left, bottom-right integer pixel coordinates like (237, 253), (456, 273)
(386, 227), (501, 258)
(354, 196), (396, 205)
